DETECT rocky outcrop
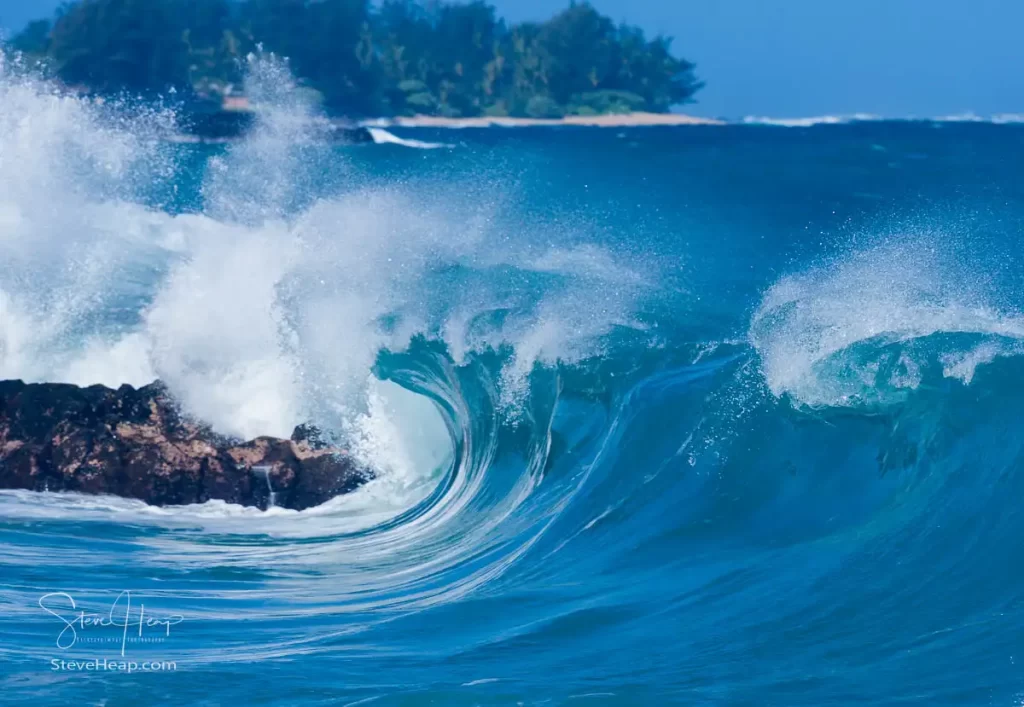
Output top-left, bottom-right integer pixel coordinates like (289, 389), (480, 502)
(181, 108), (375, 144)
(0, 380), (370, 511)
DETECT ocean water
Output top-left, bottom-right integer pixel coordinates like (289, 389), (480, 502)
(4, 57), (1024, 706)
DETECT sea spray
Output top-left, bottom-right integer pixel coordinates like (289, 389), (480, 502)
(0, 53), (643, 510)
(750, 237), (1024, 407)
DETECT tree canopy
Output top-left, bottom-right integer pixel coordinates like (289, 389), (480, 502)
(9, 0), (703, 118)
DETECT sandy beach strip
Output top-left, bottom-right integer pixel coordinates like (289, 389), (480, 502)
(362, 112), (724, 129)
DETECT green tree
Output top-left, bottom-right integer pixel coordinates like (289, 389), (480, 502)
(299, 0), (376, 113)
(238, 0), (308, 64)
(612, 25), (702, 111)
(503, 22), (548, 116)
(49, 0), (190, 93)
(374, 0), (431, 109)
(430, 2), (502, 116)
(182, 0), (242, 96)
(10, 0), (703, 118)
(533, 3), (615, 107)
(10, 20), (52, 57)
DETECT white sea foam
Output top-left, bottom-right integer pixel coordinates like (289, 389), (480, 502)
(750, 238), (1024, 407)
(740, 113), (1024, 127)
(366, 127), (453, 150)
(0, 53), (640, 513)
(741, 114), (882, 127)
(932, 112), (986, 123)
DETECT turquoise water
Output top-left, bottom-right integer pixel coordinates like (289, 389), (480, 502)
(4, 62), (1024, 705)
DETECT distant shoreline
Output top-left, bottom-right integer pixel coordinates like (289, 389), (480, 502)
(361, 112), (724, 129)
(169, 111), (1024, 143)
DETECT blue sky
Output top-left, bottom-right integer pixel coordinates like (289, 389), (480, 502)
(4, 0), (1023, 118)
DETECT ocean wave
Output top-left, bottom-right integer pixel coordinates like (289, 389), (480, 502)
(0, 58), (656, 671)
(931, 111), (987, 123)
(5, 51), (1024, 707)
(0, 53), (646, 529)
(740, 112), (1024, 126)
(741, 113), (883, 127)
(750, 237), (1024, 408)
(365, 127), (453, 149)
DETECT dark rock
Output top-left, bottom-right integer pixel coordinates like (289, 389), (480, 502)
(290, 422), (330, 450)
(325, 125), (376, 144)
(179, 107), (375, 145)
(0, 380), (371, 511)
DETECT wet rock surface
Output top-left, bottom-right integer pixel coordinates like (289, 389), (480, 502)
(0, 379), (370, 511)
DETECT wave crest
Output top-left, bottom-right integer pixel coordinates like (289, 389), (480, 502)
(750, 239), (1024, 407)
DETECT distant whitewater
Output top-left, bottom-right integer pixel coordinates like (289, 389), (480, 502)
(742, 112), (1024, 125)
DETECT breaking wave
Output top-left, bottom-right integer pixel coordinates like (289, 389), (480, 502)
(3, 50), (1024, 706)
